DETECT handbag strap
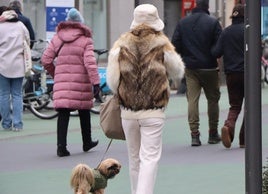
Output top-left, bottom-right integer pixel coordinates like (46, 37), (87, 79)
(96, 138), (113, 168)
(55, 41), (65, 57)
(96, 55), (121, 168)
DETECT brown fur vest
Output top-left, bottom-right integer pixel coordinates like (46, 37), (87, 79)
(117, 25), (171, 111)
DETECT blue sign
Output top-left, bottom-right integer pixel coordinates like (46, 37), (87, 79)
(46, 0), (74, 40)
(46, 7), (71, 32)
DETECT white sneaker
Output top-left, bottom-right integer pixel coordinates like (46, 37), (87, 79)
(13, 128), (22, 132)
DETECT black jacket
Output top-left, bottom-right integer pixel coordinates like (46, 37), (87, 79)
(14, 9), (35, 48)
(211, 18), (244, 74)
(172, 8), (222, 69)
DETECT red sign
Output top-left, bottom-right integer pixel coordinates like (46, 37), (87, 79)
(181, 0), (195, 17)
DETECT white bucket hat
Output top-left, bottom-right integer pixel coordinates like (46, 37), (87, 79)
(130, 4), (164, 31)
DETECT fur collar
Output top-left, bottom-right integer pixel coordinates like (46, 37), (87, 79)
(116, 24), (171, 56)
(56, 21), (92, 37)
(130, 24), (160, 37)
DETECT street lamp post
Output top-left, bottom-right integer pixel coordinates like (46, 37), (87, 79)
(245, 0), (262, 193)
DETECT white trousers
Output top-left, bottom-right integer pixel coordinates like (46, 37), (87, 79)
(122, 118), (164, 194)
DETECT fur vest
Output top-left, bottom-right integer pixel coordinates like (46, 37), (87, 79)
(107, 25), (184, 111)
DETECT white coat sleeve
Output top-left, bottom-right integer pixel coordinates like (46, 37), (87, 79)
(106, 47), (121, 94)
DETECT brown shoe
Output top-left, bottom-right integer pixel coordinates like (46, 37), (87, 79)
(221, 126), (231, 148)
(239, 123), (245, 148)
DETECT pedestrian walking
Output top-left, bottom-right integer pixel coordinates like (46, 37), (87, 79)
(172, 0), (222, 146)
(41, 8), (100, 157)
(0, 8), (30, 132)
(0, 6), (6, 124)
(9, 0), (35, 48)
(106, 4), (184, 194)
(212, 4), (245, 149)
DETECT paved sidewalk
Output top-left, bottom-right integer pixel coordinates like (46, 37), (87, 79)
(0, 86), (268, 194)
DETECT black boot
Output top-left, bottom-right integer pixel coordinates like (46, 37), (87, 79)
(78, 110), (98, 152)
(191, 131), (201, 146)
(57, 145), (70, 157)
(83, 140), (99, 152)
(57, 109), (70, 157)
(208, 129), (221, 144)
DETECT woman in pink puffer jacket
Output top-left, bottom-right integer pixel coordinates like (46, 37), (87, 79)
(41, 8), (100, 157)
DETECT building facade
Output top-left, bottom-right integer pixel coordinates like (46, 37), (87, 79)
(0, 0), (241, 52)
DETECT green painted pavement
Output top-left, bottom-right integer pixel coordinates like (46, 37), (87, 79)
(0, 86), (268, 194)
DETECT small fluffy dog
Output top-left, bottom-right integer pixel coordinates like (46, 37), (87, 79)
(70, 158), (121, 194)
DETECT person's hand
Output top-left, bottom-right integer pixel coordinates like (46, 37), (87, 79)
(93, 84), (100, 99)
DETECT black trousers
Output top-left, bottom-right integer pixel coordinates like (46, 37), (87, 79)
(224, 72), (244, 143)
(57, 108), (91, 147)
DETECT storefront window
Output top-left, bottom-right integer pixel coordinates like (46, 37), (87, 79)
(23, 0), (46, 40)
(83, 0), (107, 50)
(22, 0), (107, 51)
(262, 0), (268, 36)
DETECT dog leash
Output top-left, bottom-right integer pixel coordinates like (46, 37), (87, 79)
(96, 138), (113, 168)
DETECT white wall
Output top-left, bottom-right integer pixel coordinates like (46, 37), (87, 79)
(108, 0), (134, 47)
(108, 0), (165, 48)
(139, 0), (164, 19)
(23, 1), (46, 40)
(0, 0), (10, 6)
(225, 0), (235, 27)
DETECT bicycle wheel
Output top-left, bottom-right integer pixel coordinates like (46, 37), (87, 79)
(90, 98), (102, 114)
(265, 66), (268, 84)
(70, 110), (79, 116)
(28, 104), (58, 119)
(27, 97), (58, 119)
(25, 94), (50, 110)
(90, 91), (112, 114)
(90, 106), (101, 114)
(261, 63), (266, 83)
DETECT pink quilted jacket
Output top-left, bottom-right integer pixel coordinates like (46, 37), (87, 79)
(41, 22), (100, 110)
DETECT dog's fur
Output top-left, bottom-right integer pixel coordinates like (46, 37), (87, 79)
(70, 158), (121, 194)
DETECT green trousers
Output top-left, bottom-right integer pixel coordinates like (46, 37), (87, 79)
(185, 68), (221, 133)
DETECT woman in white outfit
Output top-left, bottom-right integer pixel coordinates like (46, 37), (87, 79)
(106, 4), (184, 194)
